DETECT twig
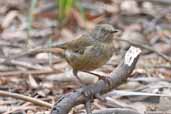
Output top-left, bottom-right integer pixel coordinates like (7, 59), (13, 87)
(0, 48), (64, 71)
(115, 38), (171, 63)
(135, 0), (171, 4)
(93, 108), (140, 114)
(0, 69), (57, 76)
(0, 57), (44, 70)
(0, 41), (23, 48)
(7, 47), (64, 60)
(142, 64), (171, 69)
(50, 46), (141, 114)
(3, 103), (34, 114)
(0, 90), (52, 108)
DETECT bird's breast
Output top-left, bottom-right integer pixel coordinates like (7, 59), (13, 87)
(64, 43), (114, 71)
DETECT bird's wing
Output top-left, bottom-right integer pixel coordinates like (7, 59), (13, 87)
(83, 43), (102, 57)
(64, 44), (102, 67)
(56, 34), (94, 51)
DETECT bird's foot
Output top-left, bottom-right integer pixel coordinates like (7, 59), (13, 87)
(81, 87), (106, 114)
(81, 86), (93, 114)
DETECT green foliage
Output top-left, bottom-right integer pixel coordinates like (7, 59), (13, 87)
(57, 0), (74, 22)
(56, 0), (84, 23)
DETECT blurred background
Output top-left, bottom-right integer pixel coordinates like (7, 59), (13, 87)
(0, 0), (171, 114)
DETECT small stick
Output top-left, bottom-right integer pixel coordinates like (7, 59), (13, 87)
(115, 38), (171, 63)
(0, 69), (56, 76)
(0, 90), (52, 108)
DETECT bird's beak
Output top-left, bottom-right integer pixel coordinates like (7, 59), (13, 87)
(111, 29), (120, 33)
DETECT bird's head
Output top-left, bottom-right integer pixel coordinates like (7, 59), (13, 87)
(92, 24), (119, 42)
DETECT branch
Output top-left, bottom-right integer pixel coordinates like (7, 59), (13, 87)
(5, 47), (64, 60)
(0, 57), (44, 70)
(0, 69), (55, 76)
(115, 38), (171, 63)
(135, 0), (171, 4)
(93, 108), (140, 114)
(50, 46), (141, 114)
(0, 90), (52, 108)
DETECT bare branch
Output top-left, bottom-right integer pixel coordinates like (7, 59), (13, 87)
(50, 46), (141, 114)
(115, 38), (171, 63)
(0, 90), (52, 108)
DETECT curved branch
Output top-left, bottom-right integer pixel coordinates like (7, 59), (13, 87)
(0, 90), (52, 108)
(51, 46), (141, 114)
(93, 108), (140, 114)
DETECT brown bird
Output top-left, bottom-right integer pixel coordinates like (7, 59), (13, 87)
(9, 24), (119, 84)
(54, 24), (119, 84)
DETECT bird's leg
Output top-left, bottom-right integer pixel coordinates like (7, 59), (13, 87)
(73, 70), (94, 114)
(81, 71), (107, 107)
(83, 71), (106, 80)
(73, 69), (86, 86)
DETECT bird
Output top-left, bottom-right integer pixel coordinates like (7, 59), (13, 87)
(8, 24), (119, 85)
(54, 24), (119, 84)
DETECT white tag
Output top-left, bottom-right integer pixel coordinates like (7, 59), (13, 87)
(124, 46), (141, 66)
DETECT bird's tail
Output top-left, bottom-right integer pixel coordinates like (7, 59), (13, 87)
(8, 47), (65, 60)
(50, 43), (67, 49)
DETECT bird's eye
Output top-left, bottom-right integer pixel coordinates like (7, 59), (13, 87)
(96, 27), (100, 31)
(101, 28), (105, 32)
